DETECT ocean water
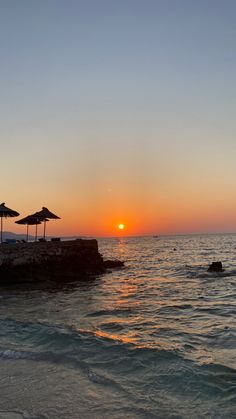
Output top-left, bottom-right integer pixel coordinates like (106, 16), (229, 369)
(0, 234), (235, 419)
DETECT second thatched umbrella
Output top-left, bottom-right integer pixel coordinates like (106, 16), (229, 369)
(0, 202), (20, 243)
(15, 215), (42, 242)
(32, 207), (60, 239)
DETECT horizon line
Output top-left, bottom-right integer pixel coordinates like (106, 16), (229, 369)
(5, 230), (236, 239)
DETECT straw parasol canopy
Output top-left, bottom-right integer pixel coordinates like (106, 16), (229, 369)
(0, 202), (20, 243)
(32, 207), (60, 239)
(15, 215), (42, 242)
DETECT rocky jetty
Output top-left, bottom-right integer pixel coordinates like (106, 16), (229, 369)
(0, 239), (124, 285)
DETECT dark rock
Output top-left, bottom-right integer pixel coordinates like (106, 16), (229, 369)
(104, 260), (124, 269)
(207, 261), (224, 272)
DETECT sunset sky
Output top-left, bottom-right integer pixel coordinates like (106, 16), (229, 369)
(1, 1), (236, 237)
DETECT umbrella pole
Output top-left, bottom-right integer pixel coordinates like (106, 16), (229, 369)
(43, 220), (46, 239)
(26, 224), (29, 242)
(35, 224), (38, 241)
(0, 217), (2, 243)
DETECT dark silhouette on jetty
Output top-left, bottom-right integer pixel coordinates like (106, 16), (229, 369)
(32, 207), (60, 239)
(16, 215), (42, 242)
(15, 206), (60, 241)
(0, 203), (19, 243)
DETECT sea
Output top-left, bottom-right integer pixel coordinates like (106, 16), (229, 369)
(0, 234), (235, 419)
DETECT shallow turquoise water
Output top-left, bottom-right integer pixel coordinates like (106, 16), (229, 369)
(0, 235), (235, 418)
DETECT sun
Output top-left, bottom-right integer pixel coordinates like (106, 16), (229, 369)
(118, 223), (125, 230)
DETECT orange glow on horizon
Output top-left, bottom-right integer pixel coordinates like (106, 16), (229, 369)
(9, 190), (236, 238)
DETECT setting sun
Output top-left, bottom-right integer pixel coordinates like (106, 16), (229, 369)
(118, 224), (125, 230)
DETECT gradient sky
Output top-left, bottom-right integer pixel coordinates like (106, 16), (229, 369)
(1, 0), (236, 236)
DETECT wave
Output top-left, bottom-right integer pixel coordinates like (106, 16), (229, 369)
(0, 411), (30, 419)
(0, 317), (235, 372)
(0, 317), (235, 419)
(85, 308), (134, 317)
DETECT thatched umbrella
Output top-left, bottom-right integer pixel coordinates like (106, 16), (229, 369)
(0, 202), (19, 243)
(15, 215), (42, 242)
(32, 207), (60, 239)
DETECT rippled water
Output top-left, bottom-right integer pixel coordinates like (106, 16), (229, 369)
(0, 235), (235, 418)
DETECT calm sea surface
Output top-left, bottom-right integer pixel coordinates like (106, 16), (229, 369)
(0, 235), (235, 419)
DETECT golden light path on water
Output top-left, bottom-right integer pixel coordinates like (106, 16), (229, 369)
(94, 236), (236, 362)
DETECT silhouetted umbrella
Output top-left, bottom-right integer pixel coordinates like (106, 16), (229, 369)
(15, 215), (42, 242)
(0, 202), (19, 243)
(32, 207), (60, 239)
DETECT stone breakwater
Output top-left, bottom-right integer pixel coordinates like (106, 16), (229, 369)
(0, 239), (123, 284)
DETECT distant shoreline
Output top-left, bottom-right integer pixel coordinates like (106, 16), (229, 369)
(4, 231), (236, 241)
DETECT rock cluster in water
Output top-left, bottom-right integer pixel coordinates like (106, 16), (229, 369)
(103, 260), (124, 269)
(207, 261), (224, 272)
